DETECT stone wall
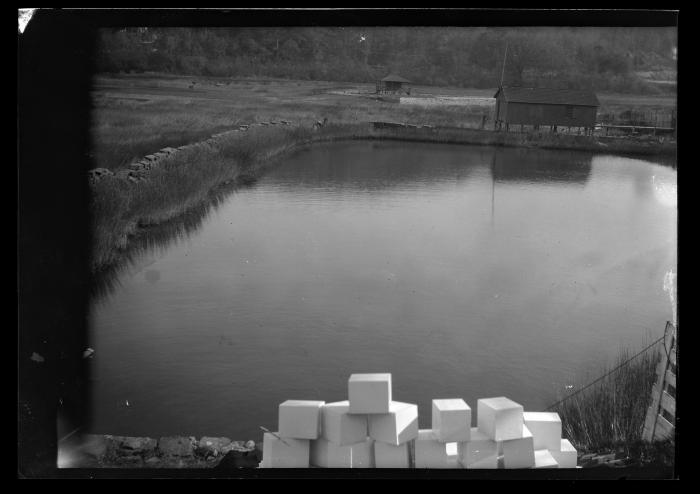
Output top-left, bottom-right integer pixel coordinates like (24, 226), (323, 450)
(70, 434), (261, 468)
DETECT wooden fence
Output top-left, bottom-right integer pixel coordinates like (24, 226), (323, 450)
(642, 321), (677, 442)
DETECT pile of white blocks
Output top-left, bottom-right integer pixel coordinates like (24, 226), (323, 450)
(260, 373), (577, 469)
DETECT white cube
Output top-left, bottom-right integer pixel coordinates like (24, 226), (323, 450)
(550, 439), (577, 468)
(310, 437), (374, 468)
(477, 397), (524, 441)
(349, 373), (392, 414)
(534, 449), (559, 468)
(320, 400), (368, 446)
(523, 412), (562, 451)
(368, 401), (419, 446)
(432, 399), (471, 443)
(501, 425), (535, 469)
(278, 400), (325, 439)
(374, 440), (410, 468)
(414, 430), (453, 469)
(458, 427), (498, 468)
(261, 432), (310, 468)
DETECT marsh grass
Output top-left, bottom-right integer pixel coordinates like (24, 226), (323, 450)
(552, 344), (664, 456)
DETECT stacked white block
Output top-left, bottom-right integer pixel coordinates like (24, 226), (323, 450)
(261, 432), (311, 468)
(348, 373), (392, 414)
(523, 412), (562, 451)
(477, 397), (524, 441)
(310, 437), (375, 468)
(458, 427), (499, 469)
(501, 425), (535, 469)
(368, 401), (419, 446)
(374, 440), (410, 468)
(534, 449), (559, 469)
(320, 400), (368, 446)
(432, 399), (471, 443)
(278, 400), (325, 439)
(414, 429), (460, 469)
(550, 439), (577, 468)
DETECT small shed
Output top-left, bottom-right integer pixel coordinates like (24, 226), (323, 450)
(376, 74), (411, 95)
(494, 86), (600, 134)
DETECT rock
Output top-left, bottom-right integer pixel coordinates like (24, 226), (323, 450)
(115, 455), (144, 467)
(214, 449), (261, 469)
(196, 437), (232, 458)
(145, 456), (161, 466)
(88, 168), (114, 184)
(158, 436), (196, 458)
(80, 434), (108, 460)
(110, 436), (157, 457)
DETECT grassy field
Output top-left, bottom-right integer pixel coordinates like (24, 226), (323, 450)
(91, 74), (493, 170)
(91, 73), (677, 170)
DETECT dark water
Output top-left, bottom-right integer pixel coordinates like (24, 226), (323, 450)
(88, 141), (676, 439)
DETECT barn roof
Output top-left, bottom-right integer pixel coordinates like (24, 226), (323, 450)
(494, 86), (599, 107)
(381, 74), (411, 83)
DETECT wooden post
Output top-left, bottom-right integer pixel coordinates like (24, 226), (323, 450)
(643, 322), (677, 442)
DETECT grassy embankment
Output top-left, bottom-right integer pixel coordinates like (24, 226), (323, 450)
(90, 74), (677, 273)
(552, 345), (674, 467)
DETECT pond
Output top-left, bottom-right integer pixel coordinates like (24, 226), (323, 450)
(88, 141), (677, 440)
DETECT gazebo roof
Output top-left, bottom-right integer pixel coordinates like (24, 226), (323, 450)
(381, 74), (411, 83)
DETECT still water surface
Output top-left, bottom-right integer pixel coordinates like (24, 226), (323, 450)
(89, 141), (676, 439)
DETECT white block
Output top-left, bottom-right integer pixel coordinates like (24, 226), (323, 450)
(261, 432), (310, 468)
(550, 439), (577, 468)
(368, 401), (419, 446)
(523, 412), (562, 451)
(501, 425), (535, 469)
(320, 400), (368, 446)
(467, 456), (499, 469)
(278, 400), (325, 439)
(477, 397), (524, 441)
(349, 373), (392, 414)
(414, 430), (452, 468)
(458, 427), (498, 467)
(374, 440), (410, 468)
(310, 437), (374, 468)
(534, 449), (559, 468)
(432, 399), (472, 443)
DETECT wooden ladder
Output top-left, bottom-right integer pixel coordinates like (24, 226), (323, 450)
(642, 321), (677, 441)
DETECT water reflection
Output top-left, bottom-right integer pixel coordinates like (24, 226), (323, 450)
(491, 147), (592, 185)
(88, 141), (675, 439)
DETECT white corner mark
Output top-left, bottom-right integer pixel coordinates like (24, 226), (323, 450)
(18, 9), (36, 34)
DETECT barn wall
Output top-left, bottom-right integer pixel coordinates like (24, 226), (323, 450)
(505, 102), (597, 127)
(495, 95), (508, 121)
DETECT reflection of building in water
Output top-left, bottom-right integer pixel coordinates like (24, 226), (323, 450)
(489, 148), (593, 227)
(490, 147), (593, 185)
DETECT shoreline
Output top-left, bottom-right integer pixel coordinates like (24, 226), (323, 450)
(90, 123), (676, 278)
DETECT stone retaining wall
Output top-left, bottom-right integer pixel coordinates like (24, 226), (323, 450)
(71, 434), (261, 468)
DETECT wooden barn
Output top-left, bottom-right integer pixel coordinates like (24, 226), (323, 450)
(494, 86), (600, 135)
(376, 74), (411, 95)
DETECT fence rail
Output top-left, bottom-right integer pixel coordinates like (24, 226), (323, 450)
(642, 321), (677, 442)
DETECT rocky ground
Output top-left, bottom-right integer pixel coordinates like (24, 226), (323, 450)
(63, 434), (262, 468)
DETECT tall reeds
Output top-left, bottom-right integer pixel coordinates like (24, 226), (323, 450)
(552, 344), (662, 454)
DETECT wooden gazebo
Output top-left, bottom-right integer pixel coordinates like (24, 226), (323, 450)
(376, 74), (411, 95)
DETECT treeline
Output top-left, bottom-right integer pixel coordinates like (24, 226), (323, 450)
(95, 27), (676, 94)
